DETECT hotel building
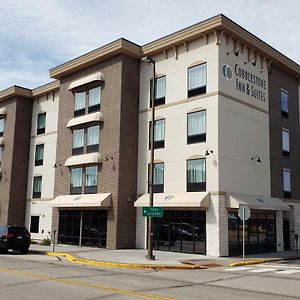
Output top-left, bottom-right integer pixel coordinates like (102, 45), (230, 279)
(0, 14), (299, 256)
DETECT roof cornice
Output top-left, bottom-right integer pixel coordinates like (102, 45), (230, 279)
(50, 38), (142, 79)
(32, 80), (60, 97)
(0, 86), (32, 102)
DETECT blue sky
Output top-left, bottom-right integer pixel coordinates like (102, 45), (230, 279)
(0, 0), (299, 90)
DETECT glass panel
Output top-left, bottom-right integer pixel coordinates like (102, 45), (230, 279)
(89, 87), (101, 107)
(72, 129), (84, 149)
(181, 218), (194, 254)
(37, 113), (46, 130)
(281, 90), (288, 113)
(0, 118), (4, 133)
(75, 92), (85, 111)
(228, 212), (239, 255)
(87, 126), (99, 146)
(155, 77), (166, 100)
(154, 119), (165, 142)
(188, 64), (207, 90)
(85, 166), (98, 187)
(153, 163), (164, 185)
(194, 213), (206, 254)
(187, 159), (206, 183)
(188, 111), (206, 136)
(35, 144), (44, 162)
(282, 130), (290, 152)
(283, 170), (291, 192)
(71, 168), (82, 188)
(33, 176), (42, 192)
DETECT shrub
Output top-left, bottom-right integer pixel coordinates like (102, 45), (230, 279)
(39, 238), (51, 246)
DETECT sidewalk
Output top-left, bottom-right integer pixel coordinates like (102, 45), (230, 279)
(29, 244), (300, 269)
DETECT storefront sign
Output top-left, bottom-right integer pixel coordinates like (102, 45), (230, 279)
(222, 63), (267, 102)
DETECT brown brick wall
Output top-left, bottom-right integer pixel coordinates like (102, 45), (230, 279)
(53, 54), (140, 249)
(0, 96), (32, 225)
(269, 65), (300, 200)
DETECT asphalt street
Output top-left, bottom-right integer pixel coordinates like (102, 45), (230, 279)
(0, 253), (299, 300)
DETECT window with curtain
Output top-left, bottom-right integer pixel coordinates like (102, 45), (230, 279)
(88, 87), (101, 112)
(85, 166), (98, 194)
(188, 63), (207, 97)
(35, 144), (44, 166)
(148, 163), (164, 193)
(37, 113), (46, 135)
(33, 176), (42, 198)
(187, 159), (206, 192)
(87, 125), (100, 153)
(149, 119), (165, 149)
(150, 76), (166, 107)
(280, 90), (288, 117)
(282, 129), (290, 157)
(70, 168), (83, 195)
(0, 118), (4, 136)
(187, 111), (206, 144)
(283, 169), (291, 199)
(72, 129), (84, 155)
(74, 92), (86, 116)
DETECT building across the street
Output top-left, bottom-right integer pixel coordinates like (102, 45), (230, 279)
(0, 14), (299, 256)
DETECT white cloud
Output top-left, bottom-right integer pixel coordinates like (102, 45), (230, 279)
(0, 0), (299, 90)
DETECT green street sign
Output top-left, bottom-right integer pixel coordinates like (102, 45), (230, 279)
(142, 206), (163, 217)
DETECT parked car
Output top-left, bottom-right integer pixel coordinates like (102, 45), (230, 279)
(0, 225), (31, 254)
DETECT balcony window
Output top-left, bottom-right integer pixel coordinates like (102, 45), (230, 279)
(0, 118), (4, 137)
(74, 91), (86, 117)
(72, 129), (84, 155)
(187, 159), (206, 192)
(188, 63), (207, 97)
(35, 144), (44, 166)
(187, 111), (206, 144)
(70, 168), (83, 195)
(37, 113), (46, 135)
(281, 90), (288, 118)
(87, 125), (99, 153)
(33, 176), (42, 198)
(282, 129), (290, 157)
(150, 76), (166, 107)
(88, 87), (101, 113)
(84, 166), (98, 194)
(149, 119), (165, 149)
(283, 169), (291, 199)
(148, 163), (164, 193)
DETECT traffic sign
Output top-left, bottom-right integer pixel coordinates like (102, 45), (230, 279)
(238, 205), (251, 221)
(142, 207), (163, 217)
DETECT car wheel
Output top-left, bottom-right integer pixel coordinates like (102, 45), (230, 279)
(21, 247), (29, 254)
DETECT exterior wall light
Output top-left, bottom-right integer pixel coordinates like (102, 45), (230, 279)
(251, 155), (261, 163)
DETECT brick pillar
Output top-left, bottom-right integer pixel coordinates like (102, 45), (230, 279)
(276, 210), (284, 251)
(206, 193), (228, 256)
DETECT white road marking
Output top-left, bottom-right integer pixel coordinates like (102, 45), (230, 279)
(224, 267), (253, 271)
(275, 269), (300, 274)
(249, 267), (278, 273)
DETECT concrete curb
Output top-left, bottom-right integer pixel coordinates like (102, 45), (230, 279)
(45, 251), (207, 270)
(229, 258), (279, 267)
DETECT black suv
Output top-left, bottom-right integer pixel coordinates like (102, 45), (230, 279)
(0, 225), (31, 254)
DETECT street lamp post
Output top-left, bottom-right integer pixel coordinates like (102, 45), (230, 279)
(142, 56), (156, 260)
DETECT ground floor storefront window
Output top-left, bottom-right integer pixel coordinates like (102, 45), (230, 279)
(153, 210), (206, 254)
(58, 210), (107, 247)
(228, 211), (276, 256)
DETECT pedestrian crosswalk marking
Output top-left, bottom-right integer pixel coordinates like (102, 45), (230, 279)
(249, 268), (277, 273)
(223, 267), (253, 271)
(275, 269), (300, 274)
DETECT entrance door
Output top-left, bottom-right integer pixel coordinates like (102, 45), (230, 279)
(283, 220), (290, 250)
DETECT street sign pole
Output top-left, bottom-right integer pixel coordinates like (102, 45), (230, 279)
(242, 206), (245, 261)
(238, 204), (250, 261)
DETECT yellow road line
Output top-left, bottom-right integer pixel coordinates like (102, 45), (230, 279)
(0, 267), (175, 300)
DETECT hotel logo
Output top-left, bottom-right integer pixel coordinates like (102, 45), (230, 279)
(222, 64), (233, 80)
